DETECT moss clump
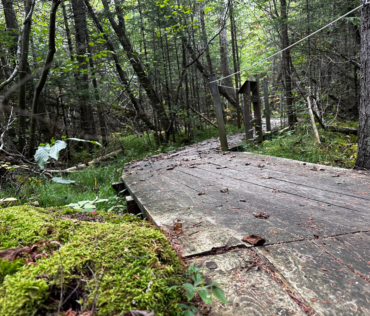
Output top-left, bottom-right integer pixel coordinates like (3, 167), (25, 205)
(0, 206), (184, 316)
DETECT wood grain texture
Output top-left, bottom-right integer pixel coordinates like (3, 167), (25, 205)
(190, 249), (306, 316)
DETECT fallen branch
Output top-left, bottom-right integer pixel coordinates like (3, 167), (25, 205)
(189, 105), (218, 129)
(307, 97), (321, 144)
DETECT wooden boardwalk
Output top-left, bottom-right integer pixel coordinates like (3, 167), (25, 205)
(122, 134), (370, 316)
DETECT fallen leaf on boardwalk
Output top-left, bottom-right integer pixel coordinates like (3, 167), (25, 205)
(140, 179), (145, 181)
(239, 199), (246, 202)
(173, 219), (183, 234)
(132, 182), (137, 185)
(272, 189), (281, 193)
(216, 166), (227, 169)
(245, 163), (251, 166)
(242, 235), (266, 246)
(123, 311), (155, 316)
(220, 188), (229, 193)
(321, 268), (328, 271)
(310, 166), (318, 171)
(310, 298), (318, 302)
(261, 175), (271, 179)
(253, 212), (270, 219)
(166, 166), (175, 170)
(198, 192), (205, 196)
(258, 164), (265, 168)
(332, 174), (340, 177)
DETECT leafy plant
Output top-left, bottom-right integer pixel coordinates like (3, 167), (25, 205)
(34, 138), (102, 184)
(169, 263), (227, 316)
(66, 197), (108, 212)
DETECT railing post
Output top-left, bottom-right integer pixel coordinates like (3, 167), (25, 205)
(263, 79), (271, 132)
(208, 74), (228, 151)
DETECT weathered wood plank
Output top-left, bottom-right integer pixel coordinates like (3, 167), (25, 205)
(189, 249), (306, 316)
(195, 163), (370, 213)
(314, 233), (370, 280)
(259, 240), (370, 316)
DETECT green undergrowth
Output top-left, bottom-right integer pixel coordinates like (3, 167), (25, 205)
(243, 124), (358, 168)
(0, 125), (242, 208)
(0, 206), (185, 316)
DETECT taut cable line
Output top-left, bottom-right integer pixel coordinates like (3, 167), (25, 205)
(211, 4), (364, 85)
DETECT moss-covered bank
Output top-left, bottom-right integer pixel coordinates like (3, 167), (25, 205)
(0, 206), (184, 315)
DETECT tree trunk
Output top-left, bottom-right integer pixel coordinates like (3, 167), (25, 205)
(1, 0), (19, 58)
(102, 0), (171, 140)
(71, 0), (95, 141)
(83, 0), (157, 132)
(355, 2), (370, 170)
(18, 0), (33, 152)
(230, 1), (241, 128)
(28, 0), (60, 156)
(200, 4), (213, 74)
(87, 37), (108, 146)
(280, 0), (296, 129)
(218, 3), (235, 105)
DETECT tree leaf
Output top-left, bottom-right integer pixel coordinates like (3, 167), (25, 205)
(49, 140), (67, 160)
(198, 288), (212, 304)
(67, 138), (102, 147)
(193, 273), (203, 287)
(34, 144), (51, 170)
(51, 177), (76, 184)
(212, 286), (227, 304)
(182, 283), (196, 301)
(183, 311), (195, 316)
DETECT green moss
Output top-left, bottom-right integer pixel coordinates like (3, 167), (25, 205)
(0, 206), (184, 316)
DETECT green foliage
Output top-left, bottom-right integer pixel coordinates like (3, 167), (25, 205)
(244, 124), (359, 169)
(0, 259), (25, 284)
(170, 263), (227, 315)
(0, 206), (185, 316)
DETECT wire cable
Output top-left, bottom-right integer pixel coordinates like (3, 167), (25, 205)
(210, 4), (364, 84)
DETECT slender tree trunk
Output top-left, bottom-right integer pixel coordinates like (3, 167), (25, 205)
(87, 37), (108, 146)
(355, 2), (370, 170)
(280, 0), (296, 129)
(218, 3), (235, 102)
(18, 0), (33, 152)
(102, 0), (171, 140)
(83, 0), (157, 132)
(28, 0), (61, 156)
(62, 1), (75, 62)
(200, 4), (213, 74)
(230, 1), (241, 128)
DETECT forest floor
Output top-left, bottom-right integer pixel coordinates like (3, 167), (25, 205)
(0, 121), (364, 315)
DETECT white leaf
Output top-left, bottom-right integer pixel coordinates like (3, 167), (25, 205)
(49, 140), (67, 160)
(34, 144), (51, 170)
(52, 177), (76, 184)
